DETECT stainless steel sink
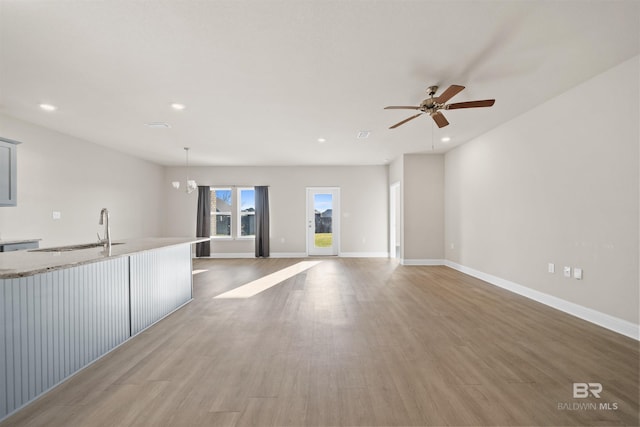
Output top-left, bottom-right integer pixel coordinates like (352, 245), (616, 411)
(30, 242), (124, 252)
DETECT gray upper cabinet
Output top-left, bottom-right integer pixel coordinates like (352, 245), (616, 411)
(0, 137), (20, 207)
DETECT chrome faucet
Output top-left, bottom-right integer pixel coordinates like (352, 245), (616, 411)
(98, 208), (111, 249)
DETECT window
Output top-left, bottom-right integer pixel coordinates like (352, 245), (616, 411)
(238, 188), (255, 237)
(210, 187), (256, 239)
(211, 188), (232, 238)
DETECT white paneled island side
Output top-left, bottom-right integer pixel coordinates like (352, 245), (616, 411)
(0, 237), (209, 421)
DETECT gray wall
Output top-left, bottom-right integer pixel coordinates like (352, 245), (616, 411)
(402, 154), (444, 262)
(0, 114), (164, 247)
(444, 56), (639, 324)
(164, 165), (389, 256)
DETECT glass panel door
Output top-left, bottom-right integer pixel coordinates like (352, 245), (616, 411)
(314, 193), (333, 249)
(307, 188), (339, 256)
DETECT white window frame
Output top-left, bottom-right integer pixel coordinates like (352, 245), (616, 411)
(210, 187), (233, 239)
(210, 186), (256, 240)
(236, 187), (256, 240)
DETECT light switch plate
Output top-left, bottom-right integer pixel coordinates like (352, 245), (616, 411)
(563, 266), (571, 278)
(574, 268), (583, 280)
(548, 263), (555, 273)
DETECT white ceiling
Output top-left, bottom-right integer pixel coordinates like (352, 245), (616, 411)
(1, 1), (638, 166)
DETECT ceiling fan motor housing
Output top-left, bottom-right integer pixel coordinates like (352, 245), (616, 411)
(420, 98), (440, 114)
(420, 86), (441, 114)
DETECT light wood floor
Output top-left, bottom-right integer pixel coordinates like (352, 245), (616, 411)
(2, 258), (638, 426)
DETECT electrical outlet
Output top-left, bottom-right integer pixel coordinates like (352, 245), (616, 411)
(52, 211), (61, 220)
(563, 266), (571, 278)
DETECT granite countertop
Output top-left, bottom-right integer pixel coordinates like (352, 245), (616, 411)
(0, 237), (210, 279)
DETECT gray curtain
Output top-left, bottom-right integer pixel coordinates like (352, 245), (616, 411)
(255, 186), (270, 257)
(196, 186), (211, 257)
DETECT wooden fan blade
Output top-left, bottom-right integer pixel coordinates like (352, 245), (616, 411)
(389, 113), (422, 129)
(431, 112), (449, 128)
(384, 106), (421, 110)
(446, 99), (495, 110)
(436, 85), (465, 104)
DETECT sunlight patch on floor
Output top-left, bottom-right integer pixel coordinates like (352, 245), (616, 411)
(192, 269), (208, 275)
(214, 260), (323, 299)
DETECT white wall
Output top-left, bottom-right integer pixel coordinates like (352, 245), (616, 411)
(164, 165), (389, 256)
(0, 114), (164, 247)
(388, 155), (403, 185)
(444, 56), (639, 324)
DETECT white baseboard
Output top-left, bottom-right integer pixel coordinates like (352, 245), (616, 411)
(444, 260), (639, 341)
(340, 252), (389, 258)
(401, 259), (445, 266)
(206, 252), (388, 259)
(206, 253), (255, 259)
(204, 252), (308, 259)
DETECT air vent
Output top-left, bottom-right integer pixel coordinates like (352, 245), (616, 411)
(357, 130), (370, 139)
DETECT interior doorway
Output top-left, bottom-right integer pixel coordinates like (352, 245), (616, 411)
(389, 182), (401, 259)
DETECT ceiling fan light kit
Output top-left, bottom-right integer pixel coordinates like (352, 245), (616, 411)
(385, 84), (495, 129)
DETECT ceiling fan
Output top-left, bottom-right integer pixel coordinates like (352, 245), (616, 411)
(385, 85), (495, 129)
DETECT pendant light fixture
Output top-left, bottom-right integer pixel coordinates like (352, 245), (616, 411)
(172, 147), (197, 193)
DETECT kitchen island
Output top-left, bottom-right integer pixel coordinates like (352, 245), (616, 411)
(0, 237), (209, 421)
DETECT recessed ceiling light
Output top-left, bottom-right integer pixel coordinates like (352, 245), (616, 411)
(171, 103), (186, 111)
(317, 138), (327, 143)
(146, 122), (171, 129)
(441, 137), (451, 143)
(39, 103), (57, 112)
